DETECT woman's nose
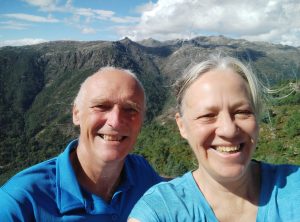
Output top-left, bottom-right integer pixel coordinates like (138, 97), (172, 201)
(215, 113), (239, 138)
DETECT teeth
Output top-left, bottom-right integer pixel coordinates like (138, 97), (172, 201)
(101, 135), (123, 141)
(215, 145), (240, 153)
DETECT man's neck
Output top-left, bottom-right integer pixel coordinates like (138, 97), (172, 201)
(70, 147), (124, 202)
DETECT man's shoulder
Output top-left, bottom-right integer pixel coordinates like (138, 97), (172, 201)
(125, 154), (159, 175)
(0, 156), (63, 220)
(125, 154), (162, 183)
(126, 153), (149, 165)
(1, 140), (76, 192)
(1, 157), (58, 193)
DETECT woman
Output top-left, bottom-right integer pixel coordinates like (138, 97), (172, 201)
(128, 54), (300, 221)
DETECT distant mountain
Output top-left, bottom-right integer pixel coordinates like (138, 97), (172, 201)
(0, 35), (299, 183)
(137, 35), (300, 83)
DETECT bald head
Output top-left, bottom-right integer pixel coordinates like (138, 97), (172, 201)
(74, 67), (145, 109)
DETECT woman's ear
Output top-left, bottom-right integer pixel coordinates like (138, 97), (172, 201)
(175, 112), (187, 139)
(72, 104), (80, 126)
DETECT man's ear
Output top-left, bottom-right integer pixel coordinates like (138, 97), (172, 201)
(175, 112), (187, 139)
(72, 104), (80, 126)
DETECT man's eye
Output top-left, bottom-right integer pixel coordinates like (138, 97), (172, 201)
(124, 107), (139, 114)
(92, 105), (110, 111)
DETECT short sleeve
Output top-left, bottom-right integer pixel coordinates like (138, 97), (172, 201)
(129, 199), (160, 222)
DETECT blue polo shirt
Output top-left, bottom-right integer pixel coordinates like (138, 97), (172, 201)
(0, 140), (162, 221)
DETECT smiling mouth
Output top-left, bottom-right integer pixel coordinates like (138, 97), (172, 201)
(99, 134), (126, 142)
(214, 144), (242, 154)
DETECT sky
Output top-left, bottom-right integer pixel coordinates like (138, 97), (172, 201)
(1, 0), (300, 47)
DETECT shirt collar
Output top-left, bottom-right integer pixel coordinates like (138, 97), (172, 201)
(56, 139), (85, 213)
(121, 155), (135, 188)
(55, 140), (135, 214)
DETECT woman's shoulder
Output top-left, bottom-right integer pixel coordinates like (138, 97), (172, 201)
(260, 161), (300, 189)
(258, 162), (300, 220)
(142, 171), (195, 197)
(261, 162), (300, 177)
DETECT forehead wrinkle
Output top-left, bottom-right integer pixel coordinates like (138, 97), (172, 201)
(76, 69), (145, 112)
(89, 84), (144, 113)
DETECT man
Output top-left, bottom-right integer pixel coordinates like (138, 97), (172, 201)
(0, 67), (162, 221)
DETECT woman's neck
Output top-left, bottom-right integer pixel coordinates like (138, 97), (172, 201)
(193, 161), (261, 222)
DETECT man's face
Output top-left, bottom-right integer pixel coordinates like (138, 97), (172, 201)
(73, 70), (145, 164)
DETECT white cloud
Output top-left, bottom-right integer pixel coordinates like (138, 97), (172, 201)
(119, 0), (300, 47)
(73, 8), (138, 24)
(110, 16), (139, 24)
(0, 38), (48, 47)
(75, 8), (95, 17)
(81, 27), (96, 34)
(20, 0), (139, 39)
(4, 13), (59, 23)
(0, 20), (30, 30)
(135, 1), (156, 14)
(22, 0), (57, 11)
(23, 0), (56, 7)
(94, 9), (115, 18)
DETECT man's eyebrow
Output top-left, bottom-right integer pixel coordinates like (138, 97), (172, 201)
(90, 98), (109, 104)
(125, 101), (142, 111)
(89, 99), (142, 110)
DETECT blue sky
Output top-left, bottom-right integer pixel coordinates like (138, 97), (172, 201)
(1, 0), (300, 47)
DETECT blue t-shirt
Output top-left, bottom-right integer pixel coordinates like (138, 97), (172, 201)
(129, 162), (300, 222)
(0, 140), (162, 222)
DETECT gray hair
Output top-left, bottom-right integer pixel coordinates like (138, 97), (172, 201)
(174, 54), (262, 117)
(74, 66), (146, 108)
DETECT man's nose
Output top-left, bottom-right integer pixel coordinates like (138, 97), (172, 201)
(106, 106), (124, 128)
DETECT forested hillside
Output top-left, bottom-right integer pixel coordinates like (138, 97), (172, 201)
(0, 36), (299, 184)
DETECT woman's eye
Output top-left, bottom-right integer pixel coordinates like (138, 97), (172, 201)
(235, 110), (253, 118)
(237, 110), (252, 114)
(195, 113), (217, 122)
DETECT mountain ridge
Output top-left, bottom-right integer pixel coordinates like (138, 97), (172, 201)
(0, 35), (299, 183)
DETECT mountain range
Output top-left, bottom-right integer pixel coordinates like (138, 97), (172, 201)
(0, 35), (299, 184)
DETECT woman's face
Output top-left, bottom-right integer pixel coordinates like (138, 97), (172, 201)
(176, 68), (259, 182)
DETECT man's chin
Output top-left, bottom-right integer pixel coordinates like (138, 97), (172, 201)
(98, 151), (128, 163)
(94, 144), (130, 161)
